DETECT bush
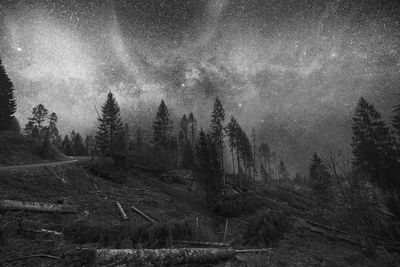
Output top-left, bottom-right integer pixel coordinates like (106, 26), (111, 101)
(243, 210), (292, 247)
(213, 192), (262, 218)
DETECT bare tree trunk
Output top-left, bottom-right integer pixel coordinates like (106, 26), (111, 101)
(0, 199), (78, 213)
(68, 247), (271, 266)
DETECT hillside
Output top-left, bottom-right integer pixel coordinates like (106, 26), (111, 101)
(0, 131), (67, 166)
(1, 155), (398, 266)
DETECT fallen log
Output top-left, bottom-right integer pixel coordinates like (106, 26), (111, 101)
(116, 201), (128, 221)
(130, 205), (156, 223)
(68, 247), (271, 266)
(45, 166), (66, 183)
(231, 218), (250, 225)
(173, 240), (230, 247)
(0, 199), (78, 214)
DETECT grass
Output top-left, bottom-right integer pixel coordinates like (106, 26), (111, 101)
(63, 219), (210, 248)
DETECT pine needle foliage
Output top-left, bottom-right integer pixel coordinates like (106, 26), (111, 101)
(96, 91), (123, 155)
(0, 58), (17, 131)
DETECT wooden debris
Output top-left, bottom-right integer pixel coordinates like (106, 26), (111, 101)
(130, 205), (156, 223)
(45, 166), (66, 183)
(223, 218), (229, 243)
(116, 201), (128, 221)
(173, 240), (231, 247)
(232, 218), (250, 225)
(0, 199), (78, 214)
(69, 247), (271, 266)
(1, 254), (62, 265)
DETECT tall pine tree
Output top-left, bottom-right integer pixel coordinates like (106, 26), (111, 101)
(210, 98), (226, 178)
(309, 153), (331, 202)
(96, 92), (123, 155)
(153, 99), (173, 149)
(196, 129), (223, 202)
(351, 97), (398, 190)
(0, 58), (17, 131)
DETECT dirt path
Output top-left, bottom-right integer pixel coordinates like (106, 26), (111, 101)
(0, 159), (79, 171)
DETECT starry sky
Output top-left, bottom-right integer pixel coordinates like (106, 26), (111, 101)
(1, 0), (400, 173)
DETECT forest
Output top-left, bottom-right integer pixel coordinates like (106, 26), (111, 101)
(1, 48), (400, 265)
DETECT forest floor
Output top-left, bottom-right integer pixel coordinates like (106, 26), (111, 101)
(0, 158), (399, 266)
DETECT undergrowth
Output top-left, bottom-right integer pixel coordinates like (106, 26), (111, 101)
(243, 210), (292, 247)
(213, 192), (262, 218)
(63, 219), (207, 248)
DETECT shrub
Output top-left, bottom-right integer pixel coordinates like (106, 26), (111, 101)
(243, 210), (292, 247)
(213, 192), (262, 218)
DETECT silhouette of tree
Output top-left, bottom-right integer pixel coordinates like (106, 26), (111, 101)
(196, 129), (223, 202)
(153, 99), (173, 149)
(352, 97), (398, 190)
(309, 153), (331, 202)
(96, 91), (123, 155)
(62, 135), (73, 156)
(0, 58), (17, 131)
(210, 98), (226, 174)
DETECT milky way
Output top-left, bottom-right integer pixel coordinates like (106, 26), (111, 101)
(1, 0), (400, 173)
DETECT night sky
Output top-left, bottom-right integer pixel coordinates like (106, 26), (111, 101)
(1, 0), (400, 173)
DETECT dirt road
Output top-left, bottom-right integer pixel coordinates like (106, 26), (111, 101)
(0, 159), (79, 171)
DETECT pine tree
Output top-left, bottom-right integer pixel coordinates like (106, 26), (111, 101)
(134, 127), (143, 152)
(279, 160), (289, 184)
(153, 99), (173, 149)
(72, 133), (88, 156)
(309, 153), (331, 202)
(393, 101), (400, 136)
(188, 112), (196, 151)
(29, 104), (48, 131)
(62, 135), (73, 156)
(180, 115), (188, 144)
(227, 116), (244, 190)
(352, 97), (398, 190)
(210, 98), (226, 180)
(96, 91), (123, 155)
(47, 112), (60, 146)
(0, 58), (17, 131)
(196, 129), (223, 201)
(259, 142), (273, 186)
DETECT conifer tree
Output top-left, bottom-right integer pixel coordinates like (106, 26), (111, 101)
(180, 114), (188, 144)
(309, 153), (331, 202)
(259, 142), (273, 186)
(47, 112), (60, 145)
(134, 127), (143, 151)
(153, 99), (173, 149)
(352, 97), (398, 190)
(188, 112), (196, 150)
(393, 101), (400, 136)
(62, 135), (73, 156)
(279, 159), (289, 184)
(196, 129), (223, 201)
(0, 58), (17, 131)
(96, 92), (123, 155)
(72, 133), (88, 156)
(210, 98), (226, 178)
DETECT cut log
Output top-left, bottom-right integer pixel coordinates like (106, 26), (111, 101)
(173, 240), (230, 247)
(45, 166), (66, 183)
(0, 199), (78, 213)
(232, 218), (250, 225)
(130, 205), (156, 223)
(116, 201), (128, 221)
(68, 247), (271, 266)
